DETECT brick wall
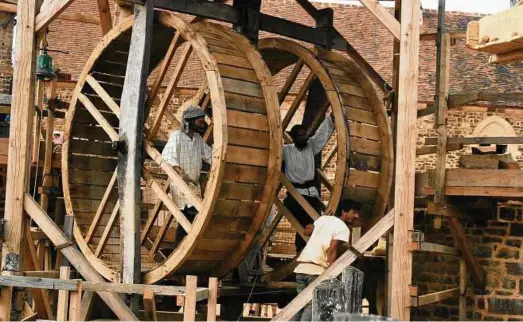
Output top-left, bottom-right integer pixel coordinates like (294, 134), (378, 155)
(0, 12), (14, 94)
(411, 203), (523, 321)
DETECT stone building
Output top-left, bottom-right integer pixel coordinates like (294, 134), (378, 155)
(0, 1), (522, 320)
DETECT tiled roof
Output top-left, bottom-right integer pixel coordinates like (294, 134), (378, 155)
(46, 0), (523, 105)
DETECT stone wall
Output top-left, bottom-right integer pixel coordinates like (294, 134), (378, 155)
(417, 106), (523, 172)
(411, 203), (523, 321)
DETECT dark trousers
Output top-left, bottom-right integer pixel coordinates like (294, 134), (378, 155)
(175, 206), (198, 244)
(292, 273), (317, 321)
(283, 192), (323, 253)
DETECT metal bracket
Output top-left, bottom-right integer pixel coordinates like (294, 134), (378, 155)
(112, 140), (127, 153)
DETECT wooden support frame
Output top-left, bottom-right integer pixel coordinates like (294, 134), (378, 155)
(40, 80), (57, 212)
(425, 136), (523, 145)
(459, 259), (467, 321)
(390, 0), (421, 319)
(35, 0), (77, 32)
(447, 215), (485, 288)
(0, 3), (100, 25)
(118, 0), (153, 290)
(23, 194), (138, 320)
(272, 209), (394, 320)
(357, 0), (401, 40)
(0, 0), (38, 318)
(433, 31), (451, 230)
(207, 277), (219, 322)
(96, 0), (113, 34)
(184, 275), (198, 321)
(143, 290), (158, 321)
(409, 241), (459, 256)
(410, 288), (459, 307)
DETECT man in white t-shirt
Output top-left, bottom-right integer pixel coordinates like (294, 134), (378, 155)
(292, 199), (361, 321)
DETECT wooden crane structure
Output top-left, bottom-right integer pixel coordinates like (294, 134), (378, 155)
(0, 0), (485, 320)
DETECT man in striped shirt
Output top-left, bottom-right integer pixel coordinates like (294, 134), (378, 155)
(162, 105), (212, 244)
(282, 113), (335, 253)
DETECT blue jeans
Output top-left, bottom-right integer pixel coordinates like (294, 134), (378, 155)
(293, 273), (318, 321)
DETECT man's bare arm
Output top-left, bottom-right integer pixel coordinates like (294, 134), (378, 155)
(304, 224), (314, 236)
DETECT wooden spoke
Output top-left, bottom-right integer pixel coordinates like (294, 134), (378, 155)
(77, 93), (118, 141)
(148, 43), (193, 140)
(321, 145), (337, 170)
(143, 169), (192, 233)
(203, 121), (213, 144)
(85, 168), (118, 244)
(305, 100), (331, 137)
(317, 169), (333, 192)
(280, 173), (320, 221)
(140, 182), (170, 244)
(254, 211), (284, 250)
(94, 201), (120, 258)
(274, 199), (308, 242)
(143, 238), (167, 262)
(149, 213), (174, 258)
(143, 141), (204, 211)
(279, 59), (304, 104)
(282, 71), (315, 130)
(146, 32), (183, 110)
(85, 75), (121, 116)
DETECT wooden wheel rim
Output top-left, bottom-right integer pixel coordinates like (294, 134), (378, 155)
(63, 13), (281, 283)
(258, 38), (393, 282)
(259, 38), (393, 225)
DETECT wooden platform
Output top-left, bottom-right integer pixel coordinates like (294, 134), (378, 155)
(417, 169), (523, 198)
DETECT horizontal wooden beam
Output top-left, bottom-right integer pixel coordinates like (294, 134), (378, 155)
(420, 169), (523, 198)
(0, 275), (209, 298)
(416, 143), (463, 155)
(0, 3), (100, 24)
(417, 104), (435, 118)
(411, 288), (459, 307)
(489, 48), (523, 64)
(420, 32), (465, 41)
(410, 241), (459, 256)
(154, 0), (328, 47)
(153, 0), (390, 90)
(425, 186), (523, 198)
(425, 136), (523, 145)
(448, 92), (523, 107)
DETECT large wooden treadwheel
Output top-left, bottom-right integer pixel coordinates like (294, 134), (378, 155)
(257, 38), (393, 281)
(62, 13), (281, 284)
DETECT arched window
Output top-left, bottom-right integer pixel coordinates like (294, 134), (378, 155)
(472, 116), (520, 159)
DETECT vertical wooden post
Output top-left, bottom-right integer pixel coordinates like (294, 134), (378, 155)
(390, 0), (421, 320)
(459, 258), (467, 321)
(433, 0), (450, 230)
(32, 81), (43, 163)
(232, 0), (261, 44)
(143, 290), (158, 321)
(56, 266), (71, 321)
(68, 280), (83, 321)
(207, 277), (219, 321)
(184, 275), (198, 321)
(118, 0), (153, 309)
(386, 0), (401, 315)
(40, 79), (57, 211)
(56, 214), (74, 320)
(0, 0), (38, 319)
